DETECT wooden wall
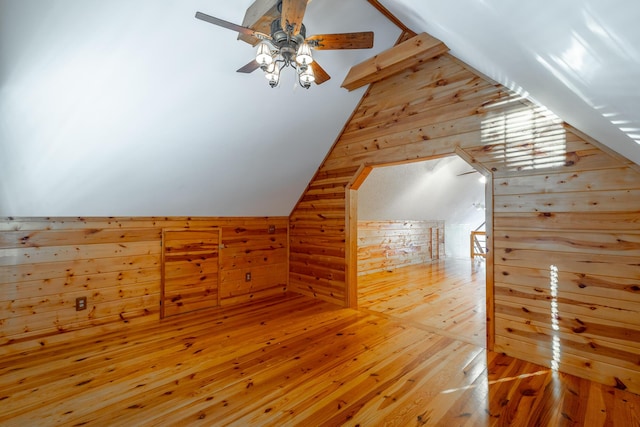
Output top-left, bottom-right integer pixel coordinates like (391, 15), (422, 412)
(288, 51), (640, 393)
(357, 220), (444, 275)
(0, 217), (288, 355)
(289, 53), (502, 305)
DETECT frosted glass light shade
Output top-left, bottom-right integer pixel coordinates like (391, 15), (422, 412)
(265, 62), (280, 87)
(256, 43), (273, 67)
(299, 66), (315, 85)
(295, 42), (313, 66)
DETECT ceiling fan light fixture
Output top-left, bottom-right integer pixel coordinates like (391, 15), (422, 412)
(265, 62), (280, 87)
(256, 42), (273, 68)
(296, 42), (313, 67)
(299, 66), (315, 89)
(195, 7), (374, 90)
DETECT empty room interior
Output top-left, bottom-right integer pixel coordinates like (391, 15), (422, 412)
(356, 157), (488, 348)
(1, 1), (640, 425)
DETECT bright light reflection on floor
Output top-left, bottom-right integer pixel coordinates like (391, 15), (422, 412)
(440, 369), (550, 395)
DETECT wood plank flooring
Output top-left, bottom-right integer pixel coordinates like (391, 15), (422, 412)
(358, 258), (486, 347)
(1, 261), (639, 426)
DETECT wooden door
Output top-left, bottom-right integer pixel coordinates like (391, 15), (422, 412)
(161, 228), (220, 318)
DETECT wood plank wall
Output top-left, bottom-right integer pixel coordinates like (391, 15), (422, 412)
(0, 217), (288, 355)
(357, 220), (444, 275)
(288, 52), (640, 394)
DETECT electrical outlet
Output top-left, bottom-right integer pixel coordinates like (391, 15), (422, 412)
(76, 296), (87, 311)
(245, 272), (252, 282)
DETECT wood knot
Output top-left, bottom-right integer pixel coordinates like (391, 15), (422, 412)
(614, 377), (628, 390)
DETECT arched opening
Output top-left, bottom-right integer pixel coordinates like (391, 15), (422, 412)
(345, 152), (494, 348)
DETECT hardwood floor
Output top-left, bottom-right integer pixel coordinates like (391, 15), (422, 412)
(1, 261), (639, 426)
(358, 258), (486, 347)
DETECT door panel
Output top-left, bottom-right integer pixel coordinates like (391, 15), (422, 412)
(162, 228), (220, 318)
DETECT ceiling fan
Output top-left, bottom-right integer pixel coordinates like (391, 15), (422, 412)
(195, 0), (374, 88)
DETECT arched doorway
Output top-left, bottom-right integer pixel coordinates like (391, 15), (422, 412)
(345, 152), (494, 348)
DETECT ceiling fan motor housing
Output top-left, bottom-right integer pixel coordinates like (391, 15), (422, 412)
(270, 18), (307, 53)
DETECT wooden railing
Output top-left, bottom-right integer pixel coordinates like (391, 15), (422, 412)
(470, 231), (487, 258)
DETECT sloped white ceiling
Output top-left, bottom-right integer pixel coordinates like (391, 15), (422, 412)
(380, 0), (640, 166)
(0, 0), (400, 216)
(2, 0), (639, 217)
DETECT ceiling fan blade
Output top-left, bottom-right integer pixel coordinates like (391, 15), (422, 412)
(280, 0), (307, 35)
(238, 0), (281, 46)
(310, 61), (331, 85)
(237, 59), (261, 73)
(307, 32), (374, 50)
(195, 12), (271, 40)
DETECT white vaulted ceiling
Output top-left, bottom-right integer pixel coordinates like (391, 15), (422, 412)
(0, 0), (401, 216)
(382, 0), (640, 165)
(1, 0), (639, 216)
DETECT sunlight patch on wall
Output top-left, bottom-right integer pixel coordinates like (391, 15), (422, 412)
(550, 264), (561, 371)
(481, 95), (567, 172)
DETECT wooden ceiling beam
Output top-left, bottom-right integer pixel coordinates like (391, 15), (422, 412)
(366, 0), (417, 38)
(341, 32), (449, 91)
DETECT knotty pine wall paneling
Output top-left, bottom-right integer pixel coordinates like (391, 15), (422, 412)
(290, 54), (502, 306)
(357, 220), (444, 275)
(288, 50), (640, 393)
(0, 217), (288, 355)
